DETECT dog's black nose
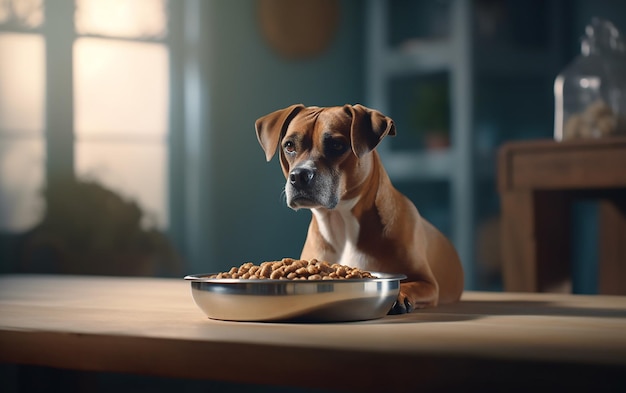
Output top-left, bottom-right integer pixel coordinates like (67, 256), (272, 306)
(289, 167), (314, 188)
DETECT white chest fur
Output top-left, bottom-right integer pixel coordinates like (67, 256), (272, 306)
(311, 197), (370, 269)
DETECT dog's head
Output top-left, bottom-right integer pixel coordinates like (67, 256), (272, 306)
(255, 104), (396, 210)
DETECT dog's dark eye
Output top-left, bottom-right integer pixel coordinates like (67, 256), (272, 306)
(327, 140), (348, 155)
(332, 141), (346, 151)
(283, 141), (296, 154)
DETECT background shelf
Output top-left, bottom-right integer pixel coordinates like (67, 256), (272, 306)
(366, 0), (564, 290)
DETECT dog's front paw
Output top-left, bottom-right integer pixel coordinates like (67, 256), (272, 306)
(388, 293), (414, 315)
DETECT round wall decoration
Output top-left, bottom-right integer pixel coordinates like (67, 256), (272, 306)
(257, 0), (340, 59)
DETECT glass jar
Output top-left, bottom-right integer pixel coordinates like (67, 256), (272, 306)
(554, 18), (626, 141)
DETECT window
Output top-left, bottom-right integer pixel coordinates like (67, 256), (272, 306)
(0, 0), (170, 232)
(0, 0), (178, 275)
(73, 0), (170, 228)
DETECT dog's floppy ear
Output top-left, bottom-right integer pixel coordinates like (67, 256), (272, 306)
(255, 104), (305, 161)
(345, 104), (396, 158)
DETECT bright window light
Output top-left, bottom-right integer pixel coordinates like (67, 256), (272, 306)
(0, 33), (45, 133)
(75, 0), (168, 39)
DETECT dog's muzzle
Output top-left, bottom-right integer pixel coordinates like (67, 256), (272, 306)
(286, 164), (338, 210)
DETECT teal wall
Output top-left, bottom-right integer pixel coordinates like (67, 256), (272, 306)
(188, 0), (365, 274)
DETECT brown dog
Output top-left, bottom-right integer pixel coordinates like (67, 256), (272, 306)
(255, 104), (464, 313)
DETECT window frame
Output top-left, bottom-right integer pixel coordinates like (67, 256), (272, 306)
(0, 0), (188, 269)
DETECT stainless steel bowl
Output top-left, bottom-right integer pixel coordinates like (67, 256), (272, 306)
(184, 272), (406, 322)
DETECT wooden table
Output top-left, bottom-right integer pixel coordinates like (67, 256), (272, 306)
(1, 274), (625, 392)
(498, 137), (626, 294)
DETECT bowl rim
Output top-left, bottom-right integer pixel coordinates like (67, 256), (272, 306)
(184, 272), (407, 283)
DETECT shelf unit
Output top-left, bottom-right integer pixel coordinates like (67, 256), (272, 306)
(365, 0), (476, 288)
(365, 0), (566, 290)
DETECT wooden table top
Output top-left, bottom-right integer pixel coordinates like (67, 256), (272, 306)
(1, 274), (625, 392)
(498, 136), (626, 192)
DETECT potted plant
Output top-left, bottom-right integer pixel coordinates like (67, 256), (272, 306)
(20, 176), (181, 277)
(410, 79), (451, 150)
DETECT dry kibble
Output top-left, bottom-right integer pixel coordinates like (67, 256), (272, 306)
(208, 258), (376, 280)
(260, 264), (272, 278)
(270, 270), (284, 279)
(336, 266), (347, 277)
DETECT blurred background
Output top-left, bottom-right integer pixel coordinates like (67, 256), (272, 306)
(1, 0), (625, 293)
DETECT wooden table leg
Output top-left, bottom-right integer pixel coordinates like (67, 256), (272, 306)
(501, 190), (572, 292)
(599, 191), (626, 295)
(501, 191), (536, 292)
